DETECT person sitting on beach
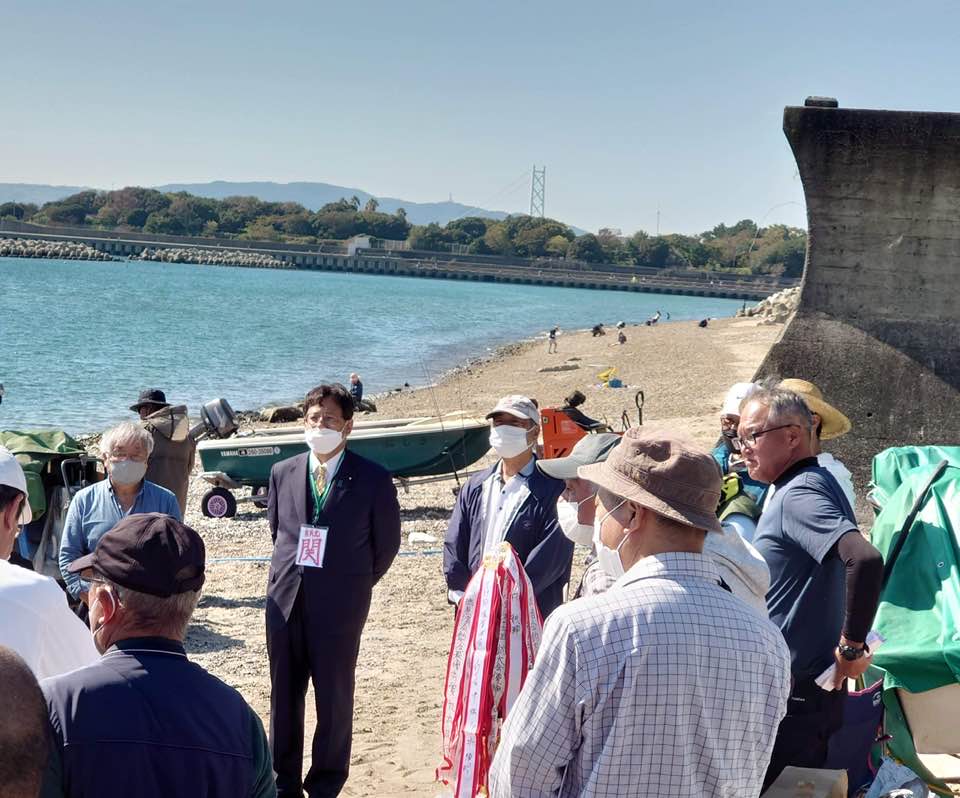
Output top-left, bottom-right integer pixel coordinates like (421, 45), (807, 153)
(559, 390), (606, 432)
(0, 646), (49, 798)
(444, 395), (573, 619)
(130, 389), (196, 517)
(349, 372), (363, 405)
(711, 382), (768, 504)
(0, 449), (98, 680)
(42, 513), (275, 798)
(617, 330), (627, 345)
(488, 429), (791, 798)
(770, 379), (856, 511)
(59, 422), (181, 608)
(536, 433), (621, 599)
(590, 323), (604, 337)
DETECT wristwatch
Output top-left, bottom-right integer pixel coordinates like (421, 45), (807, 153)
(838, 642), (868, 661)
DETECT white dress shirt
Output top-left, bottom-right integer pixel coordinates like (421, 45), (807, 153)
(0, 560), (99, 680)
(309, 449), (344, 491)
(480, 456), (535, 555)
(447, 456), (536, 605)
(488, 552), (791, 798)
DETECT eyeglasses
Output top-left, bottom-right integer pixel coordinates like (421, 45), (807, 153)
(731, 423), (801, 452)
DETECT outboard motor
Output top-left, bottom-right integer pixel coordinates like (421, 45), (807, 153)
(189, 398), (239, 440)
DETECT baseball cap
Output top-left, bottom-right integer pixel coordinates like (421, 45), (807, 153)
(68, 513), (205, 597)
(578, 428), (723, 534)
(0, 447), (32, 524)
(485, 395), (540, 425)
(721, 382), (758, 417)
(537, 433), (622, 480)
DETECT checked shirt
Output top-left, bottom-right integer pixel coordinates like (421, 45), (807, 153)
(488, 552), (791, 797)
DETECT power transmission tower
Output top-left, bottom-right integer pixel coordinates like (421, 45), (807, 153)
(529, 165), (546, 218)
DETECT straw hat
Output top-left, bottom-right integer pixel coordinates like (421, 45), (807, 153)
(778, 379), (851, 440)
(578, 428), (723, 534)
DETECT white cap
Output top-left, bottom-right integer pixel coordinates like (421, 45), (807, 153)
(0, 447), (32, 524)
(721, 382), (758, 417)
(485, 395), (540, 426)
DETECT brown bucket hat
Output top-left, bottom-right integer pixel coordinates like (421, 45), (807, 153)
(578, 428), (723, 534)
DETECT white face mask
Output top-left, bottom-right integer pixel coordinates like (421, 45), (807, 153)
(108, 458), (147, 486)
(556, 495), (595, 546)
(304, 426), (344, 455)
(489, 424), (533, 459)
(593, 499), (628, 579)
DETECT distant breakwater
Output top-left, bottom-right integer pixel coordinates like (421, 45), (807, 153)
(136, 247), (285, 269)
(0, 237), (113, 261)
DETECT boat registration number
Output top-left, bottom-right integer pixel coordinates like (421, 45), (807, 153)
(221, 446), (281, 457)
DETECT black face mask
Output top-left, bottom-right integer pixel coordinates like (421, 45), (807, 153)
(721, 428), (738, 453)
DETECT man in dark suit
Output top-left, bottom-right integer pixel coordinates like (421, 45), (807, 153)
(266, 383), (401, 798)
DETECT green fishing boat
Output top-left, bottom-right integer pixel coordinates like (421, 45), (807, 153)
(197, 415), (490, 517)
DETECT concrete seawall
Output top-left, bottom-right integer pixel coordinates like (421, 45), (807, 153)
(757, 101), (960, 512)
(0, 221), (795, 301)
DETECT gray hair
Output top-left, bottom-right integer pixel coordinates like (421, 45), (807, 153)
(745, 383), (814, 429)
(100, 420), (154, 458)
(107, 580), (200, 639)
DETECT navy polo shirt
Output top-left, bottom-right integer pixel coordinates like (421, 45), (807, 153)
(41, 637), (275, 798)
(753, 457), (858, 680)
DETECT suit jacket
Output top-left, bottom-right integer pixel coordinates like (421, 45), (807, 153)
(443, 459), (572, 617)
(266, 449), (401, 628)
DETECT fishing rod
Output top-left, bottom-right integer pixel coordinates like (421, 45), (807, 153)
(417, 352), (464, 490)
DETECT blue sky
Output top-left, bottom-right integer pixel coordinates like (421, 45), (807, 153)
(3, 1), (958, 234)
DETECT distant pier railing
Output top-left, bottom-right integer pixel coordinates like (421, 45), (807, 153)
(0, 221), (797, 301)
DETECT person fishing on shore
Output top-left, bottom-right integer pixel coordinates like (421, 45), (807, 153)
(443, 395), (573, 619)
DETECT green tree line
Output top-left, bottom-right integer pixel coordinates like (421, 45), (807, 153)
(0, 189), (410, 243)
(1, 190), (805, 276)
(407, 216), (805, 277)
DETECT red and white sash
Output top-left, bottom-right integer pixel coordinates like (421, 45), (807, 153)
(436, 543), (543, 798)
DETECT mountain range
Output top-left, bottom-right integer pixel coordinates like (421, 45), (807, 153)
(0, 181), (516, 227)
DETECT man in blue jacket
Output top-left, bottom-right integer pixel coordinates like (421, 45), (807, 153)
(443, 395), (572, 618)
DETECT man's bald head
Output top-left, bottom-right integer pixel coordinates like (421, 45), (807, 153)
(0, 646), (48, 797)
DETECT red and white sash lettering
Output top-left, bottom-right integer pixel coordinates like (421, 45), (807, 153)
(436, 543), (543, 798)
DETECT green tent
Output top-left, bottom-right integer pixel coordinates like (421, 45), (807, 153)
(0, 430), (88, 521)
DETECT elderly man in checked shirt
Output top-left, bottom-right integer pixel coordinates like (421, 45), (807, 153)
(488, 429), (791, 798)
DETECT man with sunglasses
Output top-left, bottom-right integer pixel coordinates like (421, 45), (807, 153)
(736, 385), (883, 792)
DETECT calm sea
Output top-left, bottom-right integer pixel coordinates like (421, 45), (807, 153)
(0, 257), (744, 433)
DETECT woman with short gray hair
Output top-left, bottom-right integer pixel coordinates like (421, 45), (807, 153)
(59, 421), (181, 606)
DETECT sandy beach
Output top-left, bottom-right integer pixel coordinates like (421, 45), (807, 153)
(183, 317), (784, 796)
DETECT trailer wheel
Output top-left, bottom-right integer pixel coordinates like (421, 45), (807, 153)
(202, 487), (237, 518)
(251, 486), (269, 509)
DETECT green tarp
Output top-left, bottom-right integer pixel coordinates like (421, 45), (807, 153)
(870, 452), (960, 693)
(0, 429), (87, 521)
(866, 447), (960, 791)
